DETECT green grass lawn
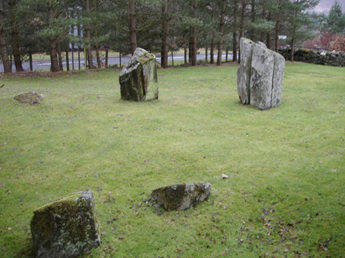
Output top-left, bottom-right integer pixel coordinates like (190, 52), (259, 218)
(0, 62), (344, 257)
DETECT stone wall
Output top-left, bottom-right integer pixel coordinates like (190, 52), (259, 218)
(279, 49), (345, 67)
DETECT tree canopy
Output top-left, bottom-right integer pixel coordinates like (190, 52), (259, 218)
(0, 0), (326, 73)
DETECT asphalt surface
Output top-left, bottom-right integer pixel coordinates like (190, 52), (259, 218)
(1, 53), (234, 72)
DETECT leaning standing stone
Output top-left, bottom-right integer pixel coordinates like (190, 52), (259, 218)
(30, 190), (101, 258)
(151, 183), (211, 211)
(119, 47), (159, 101)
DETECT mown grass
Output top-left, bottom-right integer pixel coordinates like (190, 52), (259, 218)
(0, 62), (344, 257)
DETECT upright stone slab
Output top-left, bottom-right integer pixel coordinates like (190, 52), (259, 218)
(237, 38), (254, 104)
(250, 43), (275, 110)
(151, 183), (211, 211)
(30, 190), (101, 258)
(271, 53), (285, 107)
(119, 48), (158, 101)
(237, 37), (285, 110)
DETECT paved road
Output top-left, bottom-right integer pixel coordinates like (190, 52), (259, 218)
(1, 53), (234, 72)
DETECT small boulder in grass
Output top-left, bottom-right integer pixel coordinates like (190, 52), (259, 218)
(14, 91), (44, 105)
(151, 183), (211, 211)
(30, 189), (101, 258)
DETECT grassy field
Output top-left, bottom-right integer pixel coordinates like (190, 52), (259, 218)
(0, 62), (344, 257)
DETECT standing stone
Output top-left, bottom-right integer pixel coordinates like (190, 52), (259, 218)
(151, 183), (211, 211)
(237, 38), (254, 104)
(30, 190), (101, 258)
(272, 53), (285, 108)
(250, 43), (275, 110)
(237, 37), (285, 110)
(119, 47), (158, 101)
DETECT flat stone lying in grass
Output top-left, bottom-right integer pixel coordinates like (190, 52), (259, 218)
(237, 37), (285, 110)
(151, 183), (211, 211)
(119, 47), (158, 101)
(14, 91), (43, 105)
(30, 189), (100, 258)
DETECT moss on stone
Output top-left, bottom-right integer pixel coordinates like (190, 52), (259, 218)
(30, 190), (100, 258)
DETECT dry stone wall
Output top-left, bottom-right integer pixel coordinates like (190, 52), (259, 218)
(279, 49), (345, 67)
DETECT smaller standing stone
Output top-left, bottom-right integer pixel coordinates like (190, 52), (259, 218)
(30, 190), (101, 258)
(14, 91), (44, 105)
(119, 47), (158, 101)
(151, 183), (211, 211)
(237, 37), (285, 110)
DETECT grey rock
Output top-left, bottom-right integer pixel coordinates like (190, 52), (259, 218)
(151, 183), (211, 211)
(119, 47), (158, 101)
(272, 53), (285, 108)
(250, 43), (275, 110)
(14, 91), (43, 105)
(237, 38), (254, 104)
(30, 190), (101, 258)
(237, 37), (285, 110)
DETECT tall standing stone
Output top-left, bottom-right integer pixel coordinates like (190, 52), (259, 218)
(250, 43), (275, 110)
(237, 37), (285, 110)
(119, 47), (158, 101)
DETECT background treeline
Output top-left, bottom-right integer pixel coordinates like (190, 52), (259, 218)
(0, 0), (344, 73)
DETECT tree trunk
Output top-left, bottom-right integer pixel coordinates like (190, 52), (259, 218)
(210, 38), (214, 64)
(95, 27), (101, 68)
(217, 0), (226, 66)
(48, 1), (59, 72)
(260, 2), (266, 42)
(184, 46), (187, 63)
(66, 50), (69, 71)
(12, 31), (23, 71)
(291, 25), (296, 62)
(85, 0), (93, 69)
(10, 1), (23, 72)
(105, 48), (108, 68)
(210, 0), (215, 64)
(274, 0), (282, 52)
(266, 11), (271, 49)
(190, 0), (197, 66)
(161, 0), (171, 68)
(233, 0), (238, 62)
(238, 0), (247, 64)
(250, 0), (255, 41)
(205, 45), (208, 62)
(129, 0), (137, 55)
(0, 0), (11, 73)
(57, 36), (63, 71)
(29, 51), (33, 71)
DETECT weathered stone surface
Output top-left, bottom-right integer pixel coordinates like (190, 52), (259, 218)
(30, 190), (101, 258)
(272, 53), (285, 108)
(119, 47), (158, 101)
(237, 37), (285, 110)
(237, 38), (254, 104)
(14, 91), (43, 105)
(250, 43), (275, 110)
(151, 183), (211, 211)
